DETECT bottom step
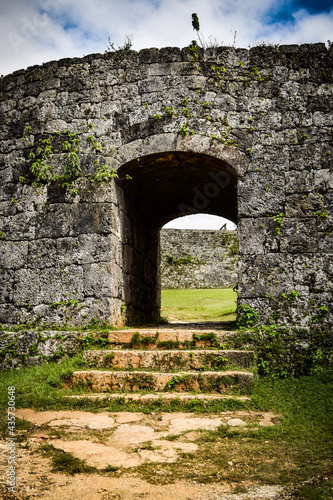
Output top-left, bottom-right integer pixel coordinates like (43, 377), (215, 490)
(66, 393), (251, 403)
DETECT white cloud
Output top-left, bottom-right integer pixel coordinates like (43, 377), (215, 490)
(163, 214), (236, 230)
(1, 0), (332, 75)
(268, 9), (333, 45)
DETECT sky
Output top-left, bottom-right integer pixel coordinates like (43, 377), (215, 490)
(2, 0), (332, 230)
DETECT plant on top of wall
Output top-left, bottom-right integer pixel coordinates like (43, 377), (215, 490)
(105, 34), (133, 54)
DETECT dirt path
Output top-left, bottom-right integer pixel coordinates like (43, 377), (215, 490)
(0, 409), (287, 500)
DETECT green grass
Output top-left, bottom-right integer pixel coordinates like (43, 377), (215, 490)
(161, 288), (237, 322)
(40, 443), (97, 475)
(0, 354), (250, 414)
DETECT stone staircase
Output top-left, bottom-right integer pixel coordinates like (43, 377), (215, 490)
(69, 326), (255, 404)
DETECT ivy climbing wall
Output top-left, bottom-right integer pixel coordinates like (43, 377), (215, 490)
(0, 43), (332, 327)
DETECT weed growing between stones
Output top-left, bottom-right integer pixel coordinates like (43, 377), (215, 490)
(157, 340), (181, 349)
(105, 34), (133, 55)
(236, 304), (260, 328)
(0, 318), (116, 333)
(192, 332), (218, 344)
(81, 332), (110, 350)
(126, 332), (159, 349)
(166, 254), (201, 265)
(272, 212), (286, 235)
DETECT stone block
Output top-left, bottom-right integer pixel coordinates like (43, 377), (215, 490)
(293, 254), (333, 292)
(0, 270), (15, 302)
(56, 234), (113, 266)
(0, 211), (36, 240)
(238, 253), (294, 298)
(70, 202), (119, 236)
(238, 172), (285, 217)
(0, 241), (28, 269)
(27, 239), (58, 269)
(280, 218), (319, 253)
(138, 77), (165, 94)
(13, 269), (40, 306)
(184, 76), (207, 90)
(238, 219), (278, 255)
(83, 262), (112, 297)
(285, 193), (326, 217)
(35, 204), (71, 239)
(38, 265), (84, 304)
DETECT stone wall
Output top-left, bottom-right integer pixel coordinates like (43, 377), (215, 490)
(0, 43), (332, 328)
(0, 329), (83, 370)
(160, 228), (238, 288)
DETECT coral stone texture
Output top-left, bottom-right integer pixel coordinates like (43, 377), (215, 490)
(160, 229), (238, 289)
(0, 43), (332, 327)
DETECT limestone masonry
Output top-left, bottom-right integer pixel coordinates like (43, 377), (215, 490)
(0, 43), (332, 327)
(160, 229), (238, 289)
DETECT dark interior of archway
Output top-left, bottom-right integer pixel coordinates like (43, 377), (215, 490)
(117, 151), (237, 227)
(117, 151), (238, 325)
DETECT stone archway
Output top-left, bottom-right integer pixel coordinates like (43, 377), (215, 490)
(0, 44), (331, 329)
(117, 150), (238, 324)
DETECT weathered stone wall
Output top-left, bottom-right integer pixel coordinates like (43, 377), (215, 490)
(0, 329), (83, 370)
(160, 229), (238, 288)
(0, 43), (332, 328)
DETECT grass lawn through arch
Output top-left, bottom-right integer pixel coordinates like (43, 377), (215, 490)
(161, 288), (237, 322)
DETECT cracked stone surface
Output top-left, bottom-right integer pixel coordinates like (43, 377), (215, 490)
(109, 424), (166, 446)
(168, 417), (224, 434)
(48, 414), (116, 430)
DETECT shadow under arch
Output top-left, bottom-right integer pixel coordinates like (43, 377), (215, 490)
(117, 150), (238, 325)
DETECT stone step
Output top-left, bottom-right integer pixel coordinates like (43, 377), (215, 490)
(92, 328), (236, 348)
(71, 370), (253, 393)
(83, 349), (254, 371)
(66, 393), (251, 404)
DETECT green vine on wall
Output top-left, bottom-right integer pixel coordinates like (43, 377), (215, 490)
(20, 124), (118, 192)
(272, 213), (285, 235)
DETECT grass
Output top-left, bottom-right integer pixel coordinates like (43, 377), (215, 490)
(161, 288), (237, 322)
(39, 443), (97, 475)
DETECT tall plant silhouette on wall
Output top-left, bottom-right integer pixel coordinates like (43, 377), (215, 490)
(191, 13), (204, 47)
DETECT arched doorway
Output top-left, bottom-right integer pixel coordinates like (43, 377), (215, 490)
(117, 151), (238, 325)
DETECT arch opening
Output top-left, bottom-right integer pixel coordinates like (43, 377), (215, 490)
(160, 214), (238, 323)
(117, 151), (238, 325)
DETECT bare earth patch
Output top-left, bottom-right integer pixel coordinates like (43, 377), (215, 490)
(0, 409), (285, 500)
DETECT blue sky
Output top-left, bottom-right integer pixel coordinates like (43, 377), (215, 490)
(2, 0), (332, 229)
